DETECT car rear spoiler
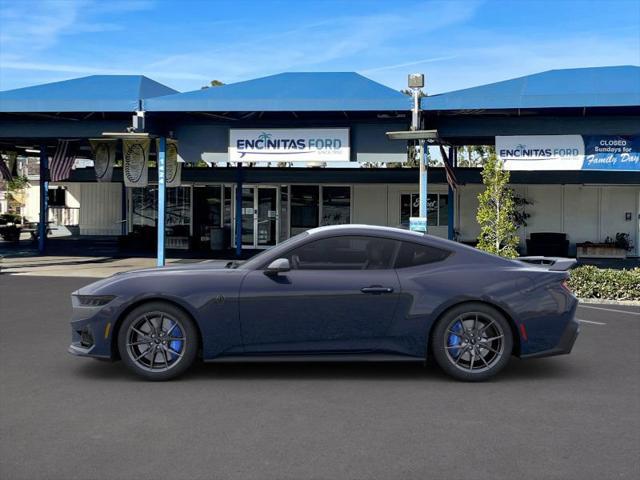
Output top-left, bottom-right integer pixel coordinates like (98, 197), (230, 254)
(517, 256), (577, 271)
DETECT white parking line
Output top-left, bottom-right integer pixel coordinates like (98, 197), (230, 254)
(577, 318), (607, 325)
(578, 305), (640, 316)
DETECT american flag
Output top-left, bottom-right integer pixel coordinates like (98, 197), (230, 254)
(0, 157), (12, 181)
(49, 140), (78, 182)
(439, 145), (458, 190)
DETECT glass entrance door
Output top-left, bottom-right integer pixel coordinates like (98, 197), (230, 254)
(237, 186), (279, 248)
(241, 187), (255, 246)
(257, 187), (278, 247)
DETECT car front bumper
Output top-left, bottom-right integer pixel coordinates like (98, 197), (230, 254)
(68, 298), (124, 360)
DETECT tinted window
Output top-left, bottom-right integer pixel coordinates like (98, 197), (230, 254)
(395, 241), (450, 268)
(286, 235), (399, 270)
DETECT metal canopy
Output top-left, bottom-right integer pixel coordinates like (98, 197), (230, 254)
(145, 72), (411, 112)
(0, 75), (178, 113)
(422, 66), (640, 111)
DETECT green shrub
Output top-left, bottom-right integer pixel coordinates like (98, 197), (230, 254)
(568, 266), (640, 301)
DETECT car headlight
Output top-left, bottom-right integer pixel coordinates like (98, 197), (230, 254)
(73, 295), (115, 307)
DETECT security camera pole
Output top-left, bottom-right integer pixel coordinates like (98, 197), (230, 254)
(408, 73), (427, 226)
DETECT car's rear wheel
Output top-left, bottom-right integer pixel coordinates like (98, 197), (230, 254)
(431, 303), (513, 382)
(117, 301), (198, 381)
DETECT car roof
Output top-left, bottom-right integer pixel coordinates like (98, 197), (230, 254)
(307, 224), (425, 238)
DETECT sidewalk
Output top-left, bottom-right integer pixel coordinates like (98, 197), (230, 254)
(0, 255), (228, 277)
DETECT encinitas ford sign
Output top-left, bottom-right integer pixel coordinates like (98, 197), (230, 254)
(497, 135), (585, 170)
(229, 128), (350, 162)
(497, 135), (640, 171)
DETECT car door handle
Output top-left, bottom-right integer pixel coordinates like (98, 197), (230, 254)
(361, 286), (394, 294)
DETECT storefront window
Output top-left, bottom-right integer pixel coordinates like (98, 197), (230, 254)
(400, 193), (448, 227)
(131, 187), (157, 229)
(223, 186), (232, 227)
(131, 186), (191, 249)
(280, 186), (289, 242)
(400, 193), (419, 228)
(321, 186), (350, 226)
(427, 194), (438, 226)
(193, 186), (221, 247)
(438, 194), (449, 227)
(166, 187), (191, 228)
(290, 185), (319, 235)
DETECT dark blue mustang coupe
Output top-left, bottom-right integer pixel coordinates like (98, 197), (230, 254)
(69, 225), (579, 381)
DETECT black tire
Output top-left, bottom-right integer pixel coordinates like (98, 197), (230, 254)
(117, 301), (198, 381)
(431, 303), (513, 382)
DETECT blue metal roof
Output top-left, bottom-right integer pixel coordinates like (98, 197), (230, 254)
(0, 75), (178, 113)
(145, 72), (411, 112)
(422, 66), (640, 111)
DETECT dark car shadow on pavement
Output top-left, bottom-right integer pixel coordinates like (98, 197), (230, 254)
(72, 356), (579, 383)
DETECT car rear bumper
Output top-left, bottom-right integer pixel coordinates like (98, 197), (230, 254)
(520, 317), (580, 359)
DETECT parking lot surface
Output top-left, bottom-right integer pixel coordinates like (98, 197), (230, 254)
(1, 275), (638, 480)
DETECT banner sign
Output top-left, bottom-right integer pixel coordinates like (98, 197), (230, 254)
(497, 135), (640, 171)
(122, 138), (149, 187)
(582, 136), (640, 171)
(90, 139), (116, 182)
(229, 128), (350, 163)
(156, 138), (181, 187)
(497, 135), (585, 170)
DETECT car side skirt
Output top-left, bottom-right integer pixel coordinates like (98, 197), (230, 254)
(205, 353), (425, 363)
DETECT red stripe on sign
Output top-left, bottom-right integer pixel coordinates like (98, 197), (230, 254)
(519, 323), (528, 341)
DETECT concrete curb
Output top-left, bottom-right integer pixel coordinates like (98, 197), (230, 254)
(578, 298), (640, 306)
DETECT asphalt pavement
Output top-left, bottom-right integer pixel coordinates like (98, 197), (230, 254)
(0, 275), (638, 480)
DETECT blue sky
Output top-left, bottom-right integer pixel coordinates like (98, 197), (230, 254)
(0, 0), (638, 94)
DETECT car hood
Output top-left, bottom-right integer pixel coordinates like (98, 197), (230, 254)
(74, 262), (243, 296)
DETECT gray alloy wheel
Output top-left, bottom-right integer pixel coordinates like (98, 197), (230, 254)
(118, 301), (198, 381)
(431, 303), (513, 382)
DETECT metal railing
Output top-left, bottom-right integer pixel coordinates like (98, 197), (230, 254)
(48, 206), (79, 226)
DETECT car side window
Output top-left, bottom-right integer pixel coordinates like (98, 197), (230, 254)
(394, 241), (450, 268)
(285, 235), (399, 270)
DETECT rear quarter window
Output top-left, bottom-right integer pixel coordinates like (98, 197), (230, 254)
(395, 241), (450, 268)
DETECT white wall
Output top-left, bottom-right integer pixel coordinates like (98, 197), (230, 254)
(457, 184), (483, 243)
(456, 183), (640, 256)
(352, 184), (388, 226)
(600, 187), (639, 253)
(562, 186), (599, 249)
(78, 182), (122, 235)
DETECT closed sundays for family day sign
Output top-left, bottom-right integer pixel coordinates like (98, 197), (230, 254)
(496, 135), (640, 171)
(229, 128), (350, 162)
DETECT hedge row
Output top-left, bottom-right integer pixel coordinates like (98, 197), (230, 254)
(568, 265), (640, 301)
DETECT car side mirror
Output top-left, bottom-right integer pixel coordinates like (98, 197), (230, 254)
(264, 258), (290, 275)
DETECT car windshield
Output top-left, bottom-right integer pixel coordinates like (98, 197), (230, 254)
(236, 232), (309, 270)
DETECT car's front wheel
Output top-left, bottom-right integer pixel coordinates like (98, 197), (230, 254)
(117, 301), (198, 381)
(431, 303), (513, 381)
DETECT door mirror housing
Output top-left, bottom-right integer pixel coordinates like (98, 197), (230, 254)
(264, 258), (290, 275)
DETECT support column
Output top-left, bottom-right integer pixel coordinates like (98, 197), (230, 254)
(235, 163), (243, 257)
(447, 146), (455, 240)
(121, 182), (127, 236)
(38, 145), (48, 254)
(418, 140), (428, 227)
(157, 137), (166, 267)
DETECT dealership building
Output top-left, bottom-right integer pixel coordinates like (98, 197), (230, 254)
(1, 66), (639, 259)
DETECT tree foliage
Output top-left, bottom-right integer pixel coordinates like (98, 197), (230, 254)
(457, 145), (495, 167)
(476, 153), (519, 258)
(201, 79), (225, 89)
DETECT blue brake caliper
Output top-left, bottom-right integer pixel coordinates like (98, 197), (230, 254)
(447, 320), (464, 358)
(168, 322), (183, 362)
